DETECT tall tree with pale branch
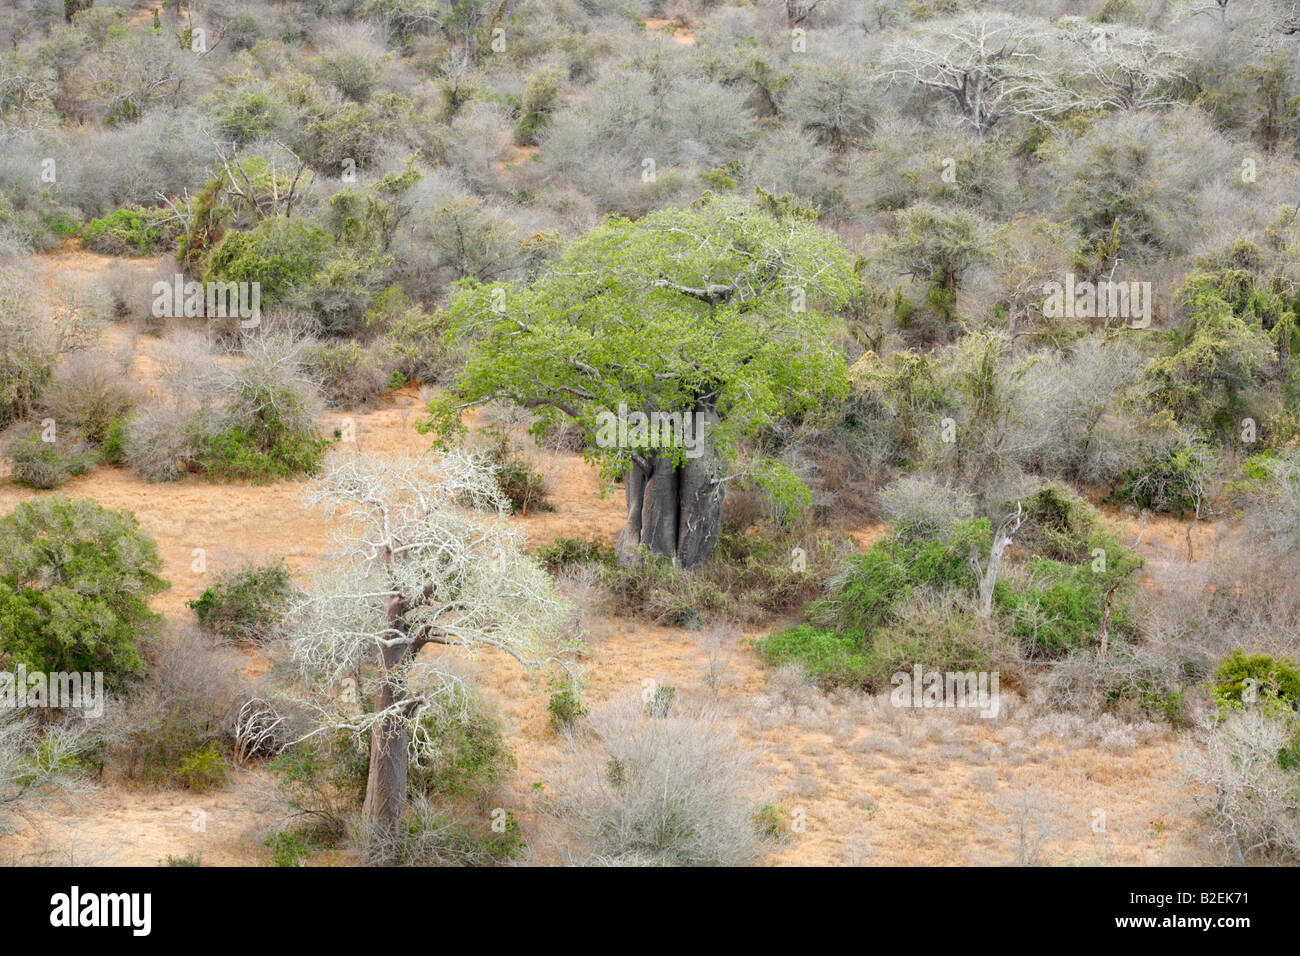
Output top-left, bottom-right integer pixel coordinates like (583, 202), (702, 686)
(287, 451), (575, 862)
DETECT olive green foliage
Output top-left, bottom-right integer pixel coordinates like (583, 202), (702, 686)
(881, 203), (994, 337)
(407, 686), (516, 802)
(0, 497), (167, 683)
(536, 535), (617, 572)
(1146, 262), (1284, 441)
(514, 69), (561, 146)
(175, 742), (228, 792)
(548, 688), (588, 732)
(1109, 439), (1211, 515)
(188, 561), (297, 644)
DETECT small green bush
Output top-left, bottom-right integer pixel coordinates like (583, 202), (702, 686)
(536, 536), (616, 572)
(81, 207), (174, 256)
(548, 689), (588, 733)
(203, 217), (332, 305)
(265, 829), (318, 867)
(477, 427), (553, 514)
(195, 424), (329, 482)
(408, 688), (516, 802)
(176, 742), (229, 792)
(1109, 443), (1210, 516)
(646, 684), (676, 717)
(101, 418), (128, 465)
(188, 561), (296, 644)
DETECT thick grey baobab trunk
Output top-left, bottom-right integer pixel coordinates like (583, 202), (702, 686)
(362, 622), (410, 864)
(616, 407), (726, 569)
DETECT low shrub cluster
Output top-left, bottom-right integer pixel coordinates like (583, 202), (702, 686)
(188, 561), (297, 644)
(757, 489), (1140, 691)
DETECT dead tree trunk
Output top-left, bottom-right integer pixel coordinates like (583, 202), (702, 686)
(971, 503), (1023, 616)
(616, 406), (725, 569)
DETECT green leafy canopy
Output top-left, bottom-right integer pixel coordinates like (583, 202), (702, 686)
(420, 194), (862, 484)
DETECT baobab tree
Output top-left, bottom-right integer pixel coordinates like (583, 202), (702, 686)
(287, 451), (574, 863)
(878, 13), (1094, 137)
(421, 194), (862, 569)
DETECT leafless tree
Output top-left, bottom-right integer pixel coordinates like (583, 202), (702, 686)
(287, 451), (575, 862)
(877, 13), (1100, 137)
(1186, 709), (1300, 863)
(1061, 20), (1189, 111)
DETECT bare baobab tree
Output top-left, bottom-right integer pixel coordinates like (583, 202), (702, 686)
(287, 451), (575, 863)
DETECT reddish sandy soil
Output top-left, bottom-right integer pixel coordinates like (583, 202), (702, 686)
(3, 249), (1216, 866)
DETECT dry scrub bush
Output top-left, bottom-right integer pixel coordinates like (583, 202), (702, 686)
(102, 629), (272, 787)
(750, 662), (833, 731)
(1014, 339), (1146, 486)
(879, 474), (976, 539)
(0, 266), (52, 428)
(1046, 106), (1235, 260)
(545, 696), (770, 866)
(990, 785), (1073, 866)
(39, 350), (138, 444)
(1186, 709), (1300, 864)
(0, 711), (95, 833)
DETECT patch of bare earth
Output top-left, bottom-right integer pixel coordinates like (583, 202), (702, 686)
(3, 251), (1213, 866)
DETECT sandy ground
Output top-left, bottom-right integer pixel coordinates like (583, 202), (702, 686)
(2, 249), (1216, 867)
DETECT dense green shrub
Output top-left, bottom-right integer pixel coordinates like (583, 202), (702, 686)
(408, 688), (515, 802)
(759, 591), (1006, 691)
(176, 742), (229, 792)
(1109, 441), (1211, 516)
(759, 505), (1140, 687)
(203, 217), (332, 305)
(194, 379), (330, 483)
(514, 69), (561, 146)
(998, 557), (1138, 657)
(81, 207), (175, 256)
(195, 424), (329, 482)
(188, 561), (296, 644)
(0, 497), (167, 682)
(1212, 650), (1300, 716)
